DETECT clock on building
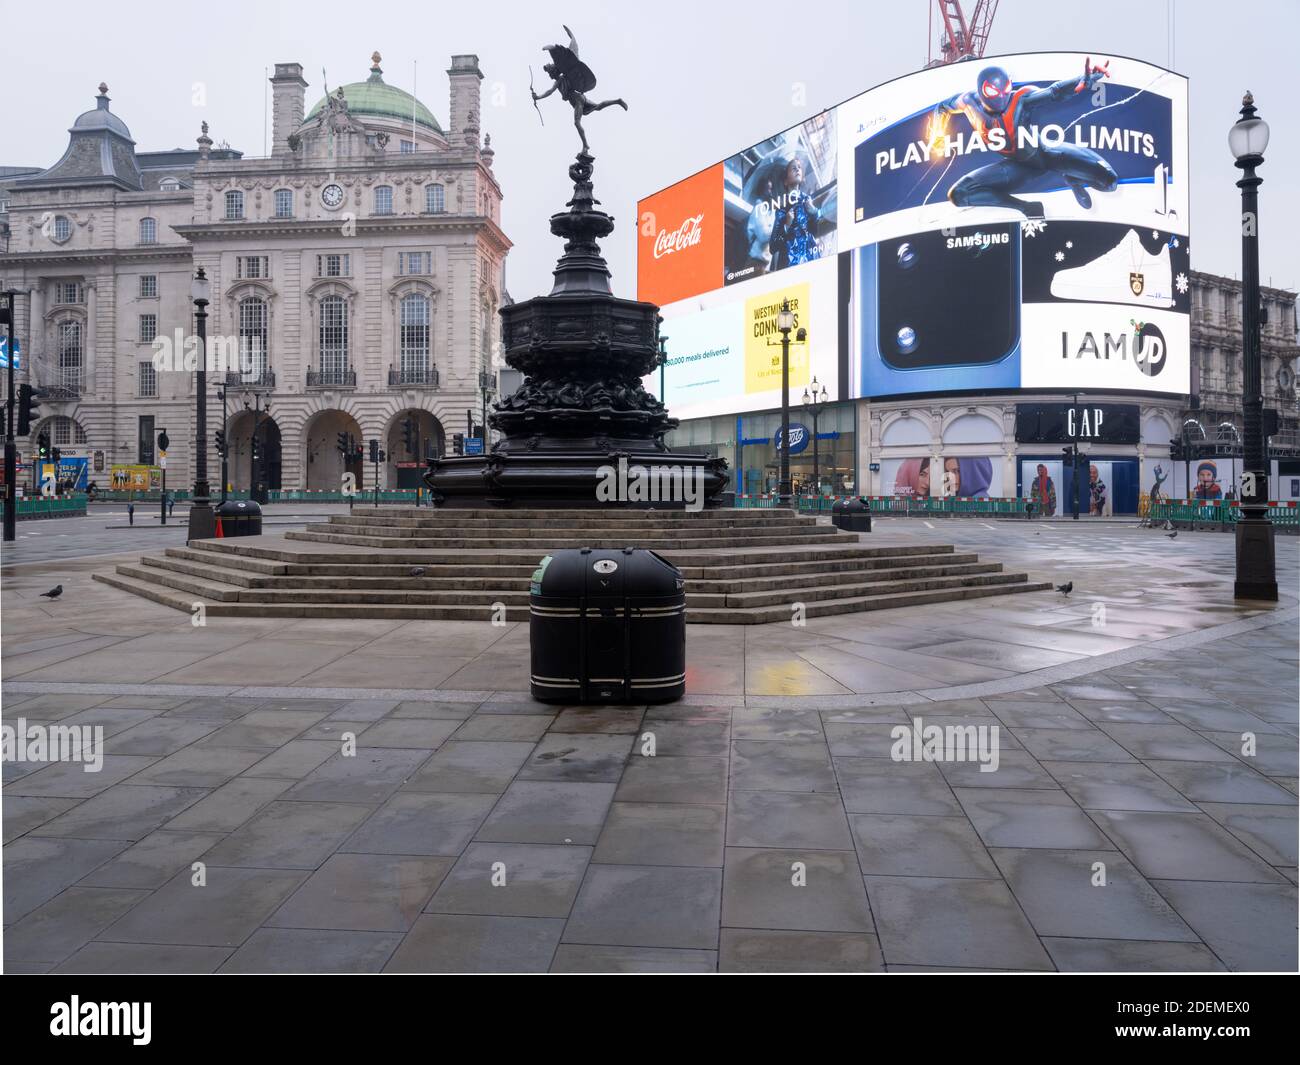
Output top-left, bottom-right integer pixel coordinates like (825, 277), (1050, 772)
(320, 183), (345, 209)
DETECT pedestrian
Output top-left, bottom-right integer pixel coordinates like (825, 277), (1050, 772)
(167, 491), (175, 517)
(127, 499), (135, 526)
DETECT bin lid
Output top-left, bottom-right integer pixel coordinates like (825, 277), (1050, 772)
(535, 547), (683, 599)
(216, 499), (262, 515)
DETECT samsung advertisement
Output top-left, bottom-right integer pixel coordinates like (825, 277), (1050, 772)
(638, 53), (1190, 417)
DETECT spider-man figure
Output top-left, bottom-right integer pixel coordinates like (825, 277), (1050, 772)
(931, 59), (1117, 219)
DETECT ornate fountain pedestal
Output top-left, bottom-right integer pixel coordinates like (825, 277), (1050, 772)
(425, 153), (728, 508)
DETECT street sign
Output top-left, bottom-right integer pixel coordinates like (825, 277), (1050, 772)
(464, 437), (484, 456)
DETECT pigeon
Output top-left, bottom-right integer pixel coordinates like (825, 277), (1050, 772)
(39, 585), (63, 599)
(409, 566), (427, 578)
(1167, 531), (1178, 539)
(1056, 581), (1073, 596)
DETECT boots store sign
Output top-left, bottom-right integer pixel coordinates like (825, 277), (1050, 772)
(1015, 402), (1140, 445)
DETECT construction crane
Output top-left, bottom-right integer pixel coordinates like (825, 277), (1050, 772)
(927, 0), (1000, 67)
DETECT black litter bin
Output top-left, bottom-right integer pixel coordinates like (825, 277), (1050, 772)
(530, 547), (686, 704)
(216, 499), (263, 537)
(832, 497), (872, 532)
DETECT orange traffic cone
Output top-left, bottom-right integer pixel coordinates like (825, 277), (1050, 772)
(215, 518), (224, 538)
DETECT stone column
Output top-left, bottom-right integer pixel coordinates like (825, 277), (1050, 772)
(28, 283), (43, 373)
(85, 282), (97, 396)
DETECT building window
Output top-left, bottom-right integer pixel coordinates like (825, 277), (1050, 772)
(139, 361), (157, 397)
(159, 177), (181, 192)
(139, 274), (158, 299)
(53, 281), (83, 304)
(57, 320), (83, 392)
(52, 216), (72, 243)
(399, 293), (430, 375)
(138, 415), (154, 464)
(274, 188), (293, 218)
(374, 186), (394, 215)
(236, 255), (269, 280)
(400, 140), (416, 154)
(319, 295), (348, 375)
(238, 297), (269, 380)
(139, 314), (157, 343)
(52, 415), (87, 446)
(225, 190), (244, 220)
(316, 253), (350, 277)
(399, 251), (431, 276)
(425, 184), (445, 213)
(139, 217), (157, 244)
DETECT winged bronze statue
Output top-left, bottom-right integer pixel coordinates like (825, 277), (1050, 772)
(530, 25), (627, 154)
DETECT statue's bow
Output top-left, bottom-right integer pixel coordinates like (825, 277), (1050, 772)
(529, 65), (545, 126)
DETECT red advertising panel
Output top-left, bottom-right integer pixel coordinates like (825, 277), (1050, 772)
(636, 163), (723, 307)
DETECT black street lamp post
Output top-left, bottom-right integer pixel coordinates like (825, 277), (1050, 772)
(478, 370), (495, 453)
(187, 268), (216, 541)
(769, 299), (806, 507)
(802, 377), (829, 506)
(243, 389), (269, 504)
(1229, 92), (1277, 600)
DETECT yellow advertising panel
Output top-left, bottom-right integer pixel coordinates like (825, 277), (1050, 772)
(110, 464), (162, 491)
(743, 282), (810, 394)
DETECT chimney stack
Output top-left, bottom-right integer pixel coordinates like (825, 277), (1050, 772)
(270, 63), (307, 155)
(447, 54), (483, 149)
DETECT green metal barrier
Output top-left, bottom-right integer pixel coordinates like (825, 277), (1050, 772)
(1148, 500), (1300, 526)
(17, 493), (88, 518)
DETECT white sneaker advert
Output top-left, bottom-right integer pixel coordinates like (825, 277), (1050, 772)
(1050, 228), (1175, 308)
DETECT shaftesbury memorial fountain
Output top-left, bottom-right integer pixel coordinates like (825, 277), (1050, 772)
(424, 26), (729, 508)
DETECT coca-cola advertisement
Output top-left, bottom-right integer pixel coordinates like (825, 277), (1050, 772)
(636, 162), (724, 308)
(723, 110), (838, 287)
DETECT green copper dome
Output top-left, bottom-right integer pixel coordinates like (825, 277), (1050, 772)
(307, 53), (442, 134)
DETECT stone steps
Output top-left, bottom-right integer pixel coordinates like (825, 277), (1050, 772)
(92, 506), (1051, 624)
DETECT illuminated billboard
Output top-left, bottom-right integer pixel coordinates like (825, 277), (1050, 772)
(638, 52), (1190, 415)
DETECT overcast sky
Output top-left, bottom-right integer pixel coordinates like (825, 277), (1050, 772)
(4, 0), (1296, 298)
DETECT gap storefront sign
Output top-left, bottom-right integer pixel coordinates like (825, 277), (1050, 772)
(1014, 402), (1141, 445)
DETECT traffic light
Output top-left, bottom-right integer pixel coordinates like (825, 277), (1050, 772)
(51, 447), (62, 463)
(158, 430), (170, 453)
(451, 433), (464, 456)
(401, 418), (414, 454)
(378, 447), (387, 464)
(36, 432), (50, 459)
(17, 384), (41, 436)
(1062, 447), (1075, 467)
(337, 431), (349, 454)
(368, 438), (379, 463)
(215, 429), (226, 456)
(250, 436), (259, 460)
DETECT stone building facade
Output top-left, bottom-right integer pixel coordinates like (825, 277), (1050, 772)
(0, 52), (509, 494)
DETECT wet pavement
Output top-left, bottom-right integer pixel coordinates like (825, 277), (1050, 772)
(2, 521), (1296, 971)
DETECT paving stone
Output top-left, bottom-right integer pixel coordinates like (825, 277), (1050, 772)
(330, 699), (400, 721)
(850, 814), (999, 878)
(241, 739), (339, 779)
(1066, 699), (1176, 724)
(1196, 802), (1298, 866)
(938, 750), (1056, 790)
(835, 757), (962, 815)
(64, 706), (174, 739)
(721, 848), (871, 933)
(52, 942), (234, 974)
(719, 929), (884, 973)
(390, 700), (479, 719)
(36, 784), (206, 841)
(425, 842), (591, 918)
(1153, 880), (1298, 972)
(104, 718), (221, 756)
(354, 717), (461, 749)
(163, 777), (295, 832)
(822, 721), (912, 758)
(165, 696), (265, 721)
(988, 703), (1097, 730)
(614, 755), (728, 804)
(5, 755), (159, 798)
(592, 803), (725, 867)
(1157, 701), (1288, 734)
(730, 741), (836, 793)
(990, 847), (1197, 941)
(731, 707), (825, 741)
(637, 718), (731, 756)
(129, 746), (267, 788)
(78, 829), (227, 889)
(3, 886), (151, 964)
(955, 788), (1111, 849)
(452, 714), (554, 742)
(1041, 760), (1198, 812)
(285, 748), (430, 803)
(342, 792), (498, 856)
(727, 792), (853, 850)
(268, 853), (453, 932)
(98, 865), (307, 946)
(518, 734), (634, 783)
(1199, 730), (1300, 777)
(403, 741), (536, 794)
(198, 801), (375, 869)
(865, 875), (1053, 970)
(475, 781), (616, 845)
(385, 914), (564, 973)
(3, 836), (131, 922)
(1091, 809), (1290, 883)
(549, 706), (646, 734)
(2, 796), (81, 843)
(221, 928), (403, 973)
(564, 864), (722, 949)
(1146, 760), (1297, 805)
(1097, 722), (1239, 763)
(1042, 936), (1226, 972)
(1009, 727), (1137, 763)
(201, 709), (332, 748)
(550, 943), (716, 973)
